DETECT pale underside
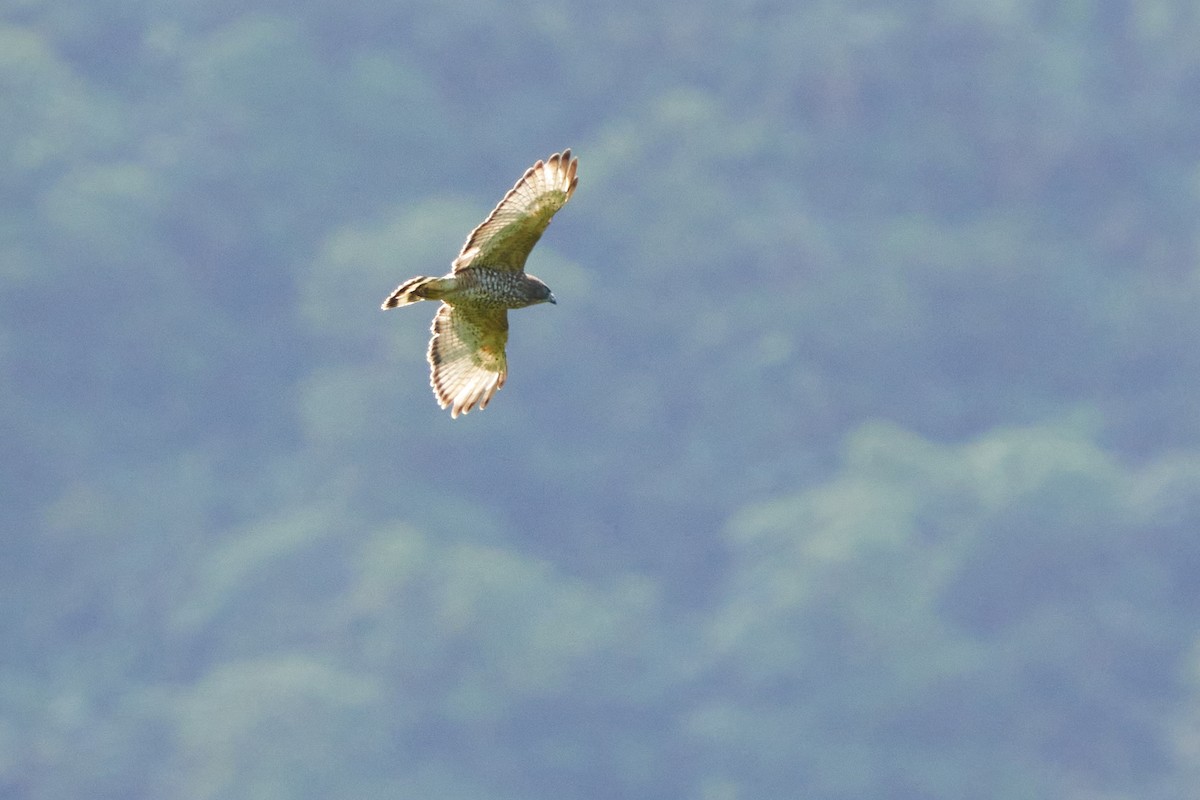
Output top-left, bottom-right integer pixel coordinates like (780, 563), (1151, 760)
(420, 150), (577, 417)
(428, 303), (508, 418)
(452, 149), (578, 274)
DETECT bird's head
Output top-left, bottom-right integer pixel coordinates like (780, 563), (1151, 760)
(524, 274), (556, 305)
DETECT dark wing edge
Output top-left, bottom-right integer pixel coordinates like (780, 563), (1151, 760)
(451, 149), (579, 273)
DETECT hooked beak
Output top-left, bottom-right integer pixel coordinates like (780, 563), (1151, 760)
(547, 293), (557, 305)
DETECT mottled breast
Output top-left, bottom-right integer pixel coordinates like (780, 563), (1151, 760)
(455, 268), (548, 310)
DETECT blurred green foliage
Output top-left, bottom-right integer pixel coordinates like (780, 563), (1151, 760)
(3, 0), (1200, 798)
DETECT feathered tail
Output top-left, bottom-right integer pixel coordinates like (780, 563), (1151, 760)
(381, 276), (455, 309)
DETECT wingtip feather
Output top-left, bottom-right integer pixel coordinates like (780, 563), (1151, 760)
(551, 148), (578, 198)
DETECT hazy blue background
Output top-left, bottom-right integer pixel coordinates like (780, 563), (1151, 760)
(4, 0), (1200, 797)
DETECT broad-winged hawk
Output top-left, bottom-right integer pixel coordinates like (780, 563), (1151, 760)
(382, 150), (578, 417)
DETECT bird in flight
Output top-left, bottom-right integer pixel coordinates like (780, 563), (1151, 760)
(382, 150), (578, 417)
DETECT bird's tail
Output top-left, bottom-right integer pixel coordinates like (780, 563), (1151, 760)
(381, 276), (456, 309)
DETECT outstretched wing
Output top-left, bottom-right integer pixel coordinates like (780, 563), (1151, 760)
(452, 150), (578, 274)
(427, 303), (509, 418)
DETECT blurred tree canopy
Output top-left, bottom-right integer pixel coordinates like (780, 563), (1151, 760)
(3, 0), (1200, 798)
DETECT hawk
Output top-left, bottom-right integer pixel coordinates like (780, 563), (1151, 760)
(382, 150), (578, 417)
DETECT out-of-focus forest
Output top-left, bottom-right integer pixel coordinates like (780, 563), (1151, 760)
(4, 0), (1200, 797)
